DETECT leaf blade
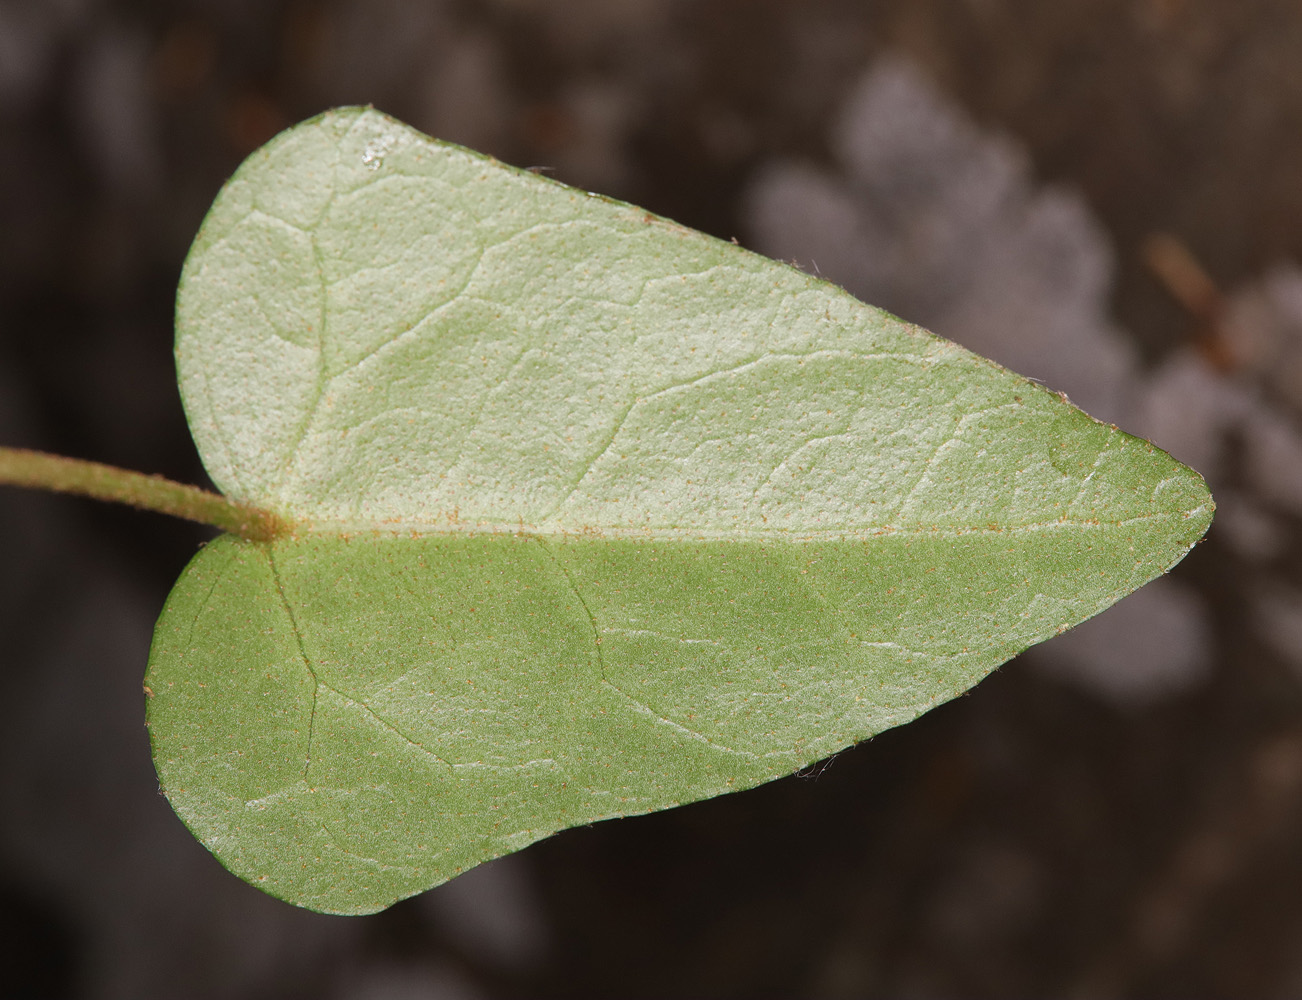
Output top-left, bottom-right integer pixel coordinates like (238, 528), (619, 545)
(153, 107), (1213, 913)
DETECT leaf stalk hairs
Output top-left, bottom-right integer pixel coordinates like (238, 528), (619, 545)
(0, 446), (286, 542)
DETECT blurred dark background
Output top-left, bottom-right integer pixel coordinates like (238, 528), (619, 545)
(4, 1), (1302, 996)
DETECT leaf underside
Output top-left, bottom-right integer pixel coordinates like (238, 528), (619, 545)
(147, 107), (1213, 914)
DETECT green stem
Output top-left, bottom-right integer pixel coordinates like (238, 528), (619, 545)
(0, 446), (286, 543)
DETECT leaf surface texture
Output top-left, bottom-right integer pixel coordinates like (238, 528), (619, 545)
(147, 108), (1213, 913)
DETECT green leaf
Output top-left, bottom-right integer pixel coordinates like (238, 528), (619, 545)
(146, 107), (1213, 914)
